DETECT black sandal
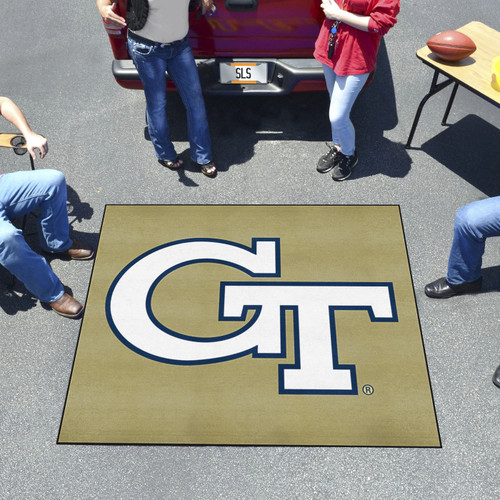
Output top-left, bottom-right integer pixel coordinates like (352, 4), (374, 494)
(159, 157), (183, 169)
(197, 160), (217, 177)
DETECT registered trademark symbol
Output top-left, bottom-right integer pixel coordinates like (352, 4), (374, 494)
(362, 384), (374, 395)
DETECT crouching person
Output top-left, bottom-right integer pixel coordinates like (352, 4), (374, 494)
(0, 97), (93, 318)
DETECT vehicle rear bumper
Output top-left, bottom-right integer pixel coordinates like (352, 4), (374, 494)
(112, 58), (326, 95)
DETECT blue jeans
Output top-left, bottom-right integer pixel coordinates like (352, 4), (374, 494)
(447, 196), (500, 285)
(322, 65), (369, 156)
(128, 35), (212, 165)
(0, 170), (72, 302)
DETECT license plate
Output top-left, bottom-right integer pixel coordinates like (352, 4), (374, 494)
(220, 62), (267, 84)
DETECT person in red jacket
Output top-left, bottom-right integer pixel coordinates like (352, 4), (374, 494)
(314, 0), (399, 181)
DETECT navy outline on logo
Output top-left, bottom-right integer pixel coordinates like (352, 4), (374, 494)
(106, 238), (398, 396)
(106, 238), (281, 365)
(220, 282), (398, 395)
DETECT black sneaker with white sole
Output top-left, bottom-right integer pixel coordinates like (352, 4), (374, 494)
(332, 151), (358, 181)
(316, 144), (341, 173)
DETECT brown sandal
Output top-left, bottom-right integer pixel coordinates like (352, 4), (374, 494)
(198, 161), (217, 177)
(159, 157), (183, 169)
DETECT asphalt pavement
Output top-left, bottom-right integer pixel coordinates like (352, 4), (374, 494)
(1, 1), (499, 498)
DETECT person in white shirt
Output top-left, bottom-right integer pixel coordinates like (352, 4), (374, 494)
(97, 0), (217, 177)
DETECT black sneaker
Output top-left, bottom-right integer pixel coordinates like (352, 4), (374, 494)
(316, 144), (341, 173)
(332, 151), (358, 181)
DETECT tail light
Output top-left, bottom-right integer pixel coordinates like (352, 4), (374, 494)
(103, 19), (123, 36)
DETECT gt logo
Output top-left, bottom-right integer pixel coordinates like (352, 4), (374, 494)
(106, 238), (398, 395)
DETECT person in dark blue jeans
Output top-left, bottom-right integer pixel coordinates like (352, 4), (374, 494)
(97, 0), (217, 177)
(425, 196), (500, 299)
(0, 97), (93, 318)
(424, 197), (500, 388)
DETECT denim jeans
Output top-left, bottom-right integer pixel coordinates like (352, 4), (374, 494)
(447, 196), (500, 285)
(0, 169), (72, 302)
(322, 65), (369, 156)
(128, 35), (212, 165)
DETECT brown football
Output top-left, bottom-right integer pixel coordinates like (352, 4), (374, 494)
(427, 30), (476, 61)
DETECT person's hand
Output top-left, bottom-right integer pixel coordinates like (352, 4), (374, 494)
(320, 0), (344, 21)
(98, 2), (126, 28)
(25, 132), (48, 160)
(200, 0), (214, 15)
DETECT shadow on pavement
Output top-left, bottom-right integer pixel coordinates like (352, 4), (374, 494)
(351, 39), (412, 180)
(161, 39), (410, 182)
(0, 282), (38, 315)
(482, 265), (500, 292)
(421, 114), (500, 196)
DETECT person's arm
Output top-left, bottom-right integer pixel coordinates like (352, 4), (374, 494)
(200, 0), (215, 15)
(0, 97), (48, 159)
(96, 0), (126, 28)
(320, 0), (399, 35)
(320, 0), (370, 32)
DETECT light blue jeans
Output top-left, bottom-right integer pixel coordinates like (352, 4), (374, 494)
(447, 196), (500, 285)
(322, 65), (369, 156)
(0, 169), (71, 302)
(128, 35), (212, 165)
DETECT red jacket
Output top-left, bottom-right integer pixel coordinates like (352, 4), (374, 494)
(314, 0), (400, 76)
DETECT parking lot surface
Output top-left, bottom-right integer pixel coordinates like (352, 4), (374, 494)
(1, 1), (499, 498)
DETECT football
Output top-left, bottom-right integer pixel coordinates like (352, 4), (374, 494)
(427, 30), (477, 62)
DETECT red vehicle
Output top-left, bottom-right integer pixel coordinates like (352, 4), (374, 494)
(104, 0), (326, 95)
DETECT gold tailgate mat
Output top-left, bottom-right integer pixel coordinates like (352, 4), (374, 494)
(59, 205), (440, 447)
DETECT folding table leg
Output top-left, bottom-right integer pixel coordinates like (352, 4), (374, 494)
(441, 82), (459, 126)
(406, 70), (455, 149)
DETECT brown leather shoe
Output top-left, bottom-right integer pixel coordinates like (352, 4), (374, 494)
(49, 293), (84, 318)
(62, 241), (94, 260)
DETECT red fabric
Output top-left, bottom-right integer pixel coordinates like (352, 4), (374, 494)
(314, 0), (400, 76)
